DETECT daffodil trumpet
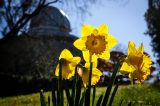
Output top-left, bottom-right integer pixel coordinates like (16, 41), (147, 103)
(55, 49), (81, 80)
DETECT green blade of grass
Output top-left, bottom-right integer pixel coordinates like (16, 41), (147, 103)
(128, 102), (132, 106)
(119, 99), (124, 106)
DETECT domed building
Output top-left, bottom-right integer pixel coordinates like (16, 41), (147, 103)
(0, 6), (80, 96)
(28, 6), (71, 36)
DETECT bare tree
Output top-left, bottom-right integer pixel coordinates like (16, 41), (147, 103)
(0, 0), (99, 39)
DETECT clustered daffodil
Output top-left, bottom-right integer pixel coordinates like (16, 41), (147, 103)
(55, 24), (152, 87)
(74, 24), (118, 61)
(120, 41), (152, 83)
(55, 49), (81, 79)
(43, 23), (154, 106)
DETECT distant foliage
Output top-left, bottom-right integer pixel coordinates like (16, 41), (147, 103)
(145, 0), (160, 64)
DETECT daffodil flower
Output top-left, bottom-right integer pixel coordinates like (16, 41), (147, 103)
(120, 41), (152, 83)
(74, 24), (117, 61)
(55, 49), (81, 79)
(77, 62), (102, 87)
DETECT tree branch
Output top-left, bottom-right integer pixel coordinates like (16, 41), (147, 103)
(45, 0), (59, 6)
(4, 0), (47, 38)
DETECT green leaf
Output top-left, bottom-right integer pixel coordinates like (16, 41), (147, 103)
(52, 89), (57, 106)
(64, 86), (71, 106)
(71, 66), (78, 106)
(102, 63), (120, 106)
(108, 84), (119, 106)
(85, 62), (93, 106)
(79, 91), (86, 106)
(96, 94), (103, 106)
(119, 99), (124, 106)
(75, 79), (82, 105)
(48, 96), (50, 106)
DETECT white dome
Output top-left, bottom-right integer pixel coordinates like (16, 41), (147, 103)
(29, 6), (71, 36)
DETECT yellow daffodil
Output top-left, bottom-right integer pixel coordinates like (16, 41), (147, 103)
(74, 24), (117, 61)
(120, 41), (152, 83)
(77, 62), (102, 87)
(55, 49), (81, 79)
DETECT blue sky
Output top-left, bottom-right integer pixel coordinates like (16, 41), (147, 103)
(1, 0), (154, 61)
(67, 0), (155, 61)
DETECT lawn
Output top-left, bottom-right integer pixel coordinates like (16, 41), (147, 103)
(0, 84), (160, 106)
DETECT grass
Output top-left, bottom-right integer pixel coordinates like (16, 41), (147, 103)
(113, 84), (160, 106)
(0, 84), (160, 106)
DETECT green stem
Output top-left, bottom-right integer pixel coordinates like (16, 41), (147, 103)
(89, 52), (92, 63)
(131, 77), (134, 85)
(71, 65), (78, 106)
(88, 54), (93, 105)
(58, 60), (63, 106)
(92, 86), (96, 106)
(85, 53), (93, 106)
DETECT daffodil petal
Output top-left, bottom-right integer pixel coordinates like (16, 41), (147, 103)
(81, 69), (89, 87)
(138, 43), (144, 53)
(59, 49), (73, 60)
(143, 55), (152, 66)
(97, 24), (108, 35)
(70, 57), (81, 65)
(82, 51), (90, 62)
(84, 62), (90, 68)
(92, 68), (102, 76)
(55, 64), (59, 76)
(106, 34), (118, 49)
(120, 62), (136, 73)
(85, 61), (97, 69)
(81, 24), (94, 37)
(55, 64), (73, 79)
(91, 68), (102, 85)
(99, 50), (110, 60)
(67, 65), (75, 79)
(82, 51), (98, 62)
(128, 41), (136, 55)
(73, 38), (86, 51)
(92, 54), (98, 62)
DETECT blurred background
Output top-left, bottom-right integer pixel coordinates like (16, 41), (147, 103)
(0, 0), (160, 97)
